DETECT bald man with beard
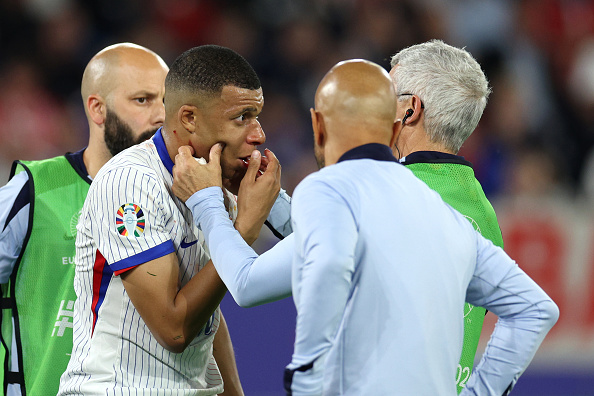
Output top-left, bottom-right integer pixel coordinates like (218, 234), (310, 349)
(0, 43), (168, 396)
(80, 43), (169, 176)
(175, 59), (557, 395)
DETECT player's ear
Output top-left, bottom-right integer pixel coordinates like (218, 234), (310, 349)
(310, 108), (326, 147)
(87, 95), (106, 126)
(179, 105), (198, 133)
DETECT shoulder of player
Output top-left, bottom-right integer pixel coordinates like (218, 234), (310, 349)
(293, 166), (351, 203)
(93, 146), (163, 186)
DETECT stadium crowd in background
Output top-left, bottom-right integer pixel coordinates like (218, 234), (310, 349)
(1, 0), (594, 201)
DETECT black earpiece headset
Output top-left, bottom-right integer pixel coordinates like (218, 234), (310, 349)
(401, 108), (414, 125)
(394, 109), (414, 160)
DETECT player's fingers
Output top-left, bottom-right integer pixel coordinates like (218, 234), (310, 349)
(263, 148), (280, 177)
(252, 153), (269, 179)
(175, 145), (195, 168)
(259, 154), (269, 170)
(208, 143), (224, 167)
(178, 145), (195, 157)
(245, 149), (262, 182)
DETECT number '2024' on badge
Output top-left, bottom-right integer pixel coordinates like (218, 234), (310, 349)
(116, 203), (145, 237)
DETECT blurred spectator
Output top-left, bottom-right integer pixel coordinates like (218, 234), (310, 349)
(570, 38), (594, 199)
(0, 60), (80, 182)
(1, 0), (594, 200)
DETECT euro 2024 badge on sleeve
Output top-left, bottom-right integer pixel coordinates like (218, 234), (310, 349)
(116, 203), (145, 237)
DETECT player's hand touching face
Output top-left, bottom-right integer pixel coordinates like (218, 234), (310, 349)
(172, 143), (224, 202)
(233, 148), (281, 245)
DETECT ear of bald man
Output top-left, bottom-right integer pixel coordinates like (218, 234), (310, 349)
(310, 108), (326, 149)
(389, 119), (399, 148)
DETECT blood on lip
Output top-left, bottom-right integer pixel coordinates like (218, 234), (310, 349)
(240, 157), (263, 175)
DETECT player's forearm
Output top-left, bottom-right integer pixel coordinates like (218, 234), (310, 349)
(188, 187), (292, 307)
(171, 261), (227, 351)
(232, 218), (259, 246)
(213, 313), (244, 396)
(157, 277), (227, 354)
(122, 255), (227, 354)
(187, 188), (259, 305)
(234, 191), (280, 246)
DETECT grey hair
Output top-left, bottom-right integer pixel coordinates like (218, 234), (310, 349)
(390, 40), (491, 153)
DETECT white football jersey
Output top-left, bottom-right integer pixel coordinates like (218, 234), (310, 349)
(58, 129), (236, 395)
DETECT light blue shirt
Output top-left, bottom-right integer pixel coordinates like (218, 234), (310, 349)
(188, 188), (294, 308)
(188, 143), (558, 396)
(0, 172), (29, 284)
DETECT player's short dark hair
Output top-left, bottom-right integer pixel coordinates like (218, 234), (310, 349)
(165, 45), (261, 98)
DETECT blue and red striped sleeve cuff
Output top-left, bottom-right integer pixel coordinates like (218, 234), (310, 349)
(108, 240), (176, 276)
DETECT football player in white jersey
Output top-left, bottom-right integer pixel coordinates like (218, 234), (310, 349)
(58, 45), (288, 395)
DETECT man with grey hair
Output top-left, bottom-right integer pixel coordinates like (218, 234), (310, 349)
(389, 39), (504, 393)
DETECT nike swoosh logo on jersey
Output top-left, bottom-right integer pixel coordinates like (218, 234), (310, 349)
(180, 238), (198, 248)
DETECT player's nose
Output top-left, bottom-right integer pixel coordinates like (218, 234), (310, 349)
(247, 120), (265, 145)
